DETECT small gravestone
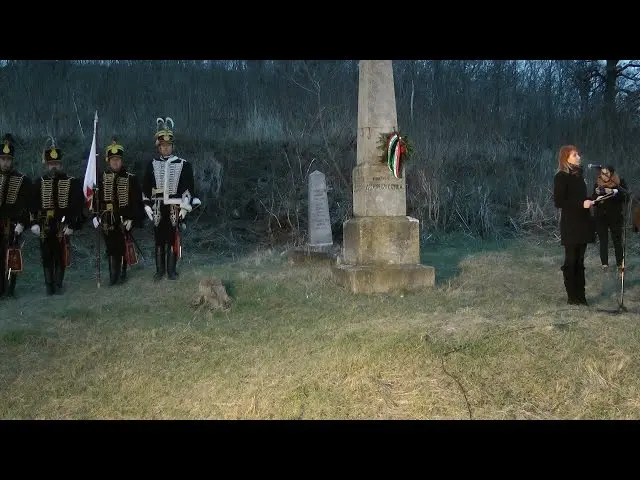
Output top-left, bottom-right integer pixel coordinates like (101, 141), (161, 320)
(287, 170), (336, 265)
(308, 170), (333, 250)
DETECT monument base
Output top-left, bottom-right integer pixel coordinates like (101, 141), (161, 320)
(343, 216), (420, 265)
(287, 245), (337, 266)
(332, 263), (435, 294)
(334, 214), (435, 293)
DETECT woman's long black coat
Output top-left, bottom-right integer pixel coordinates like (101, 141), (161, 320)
(553, 169), (595, 246)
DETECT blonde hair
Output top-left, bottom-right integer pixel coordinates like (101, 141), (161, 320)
(557, 145), (578, 173)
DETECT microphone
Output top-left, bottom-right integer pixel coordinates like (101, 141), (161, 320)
(588, 164), (603, 169)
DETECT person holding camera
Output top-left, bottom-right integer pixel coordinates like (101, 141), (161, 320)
(591, 165), (629, 273)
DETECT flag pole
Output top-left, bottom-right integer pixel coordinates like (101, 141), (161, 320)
(94, 111), (101, 288)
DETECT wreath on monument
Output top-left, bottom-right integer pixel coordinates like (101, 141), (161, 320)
(377, 130), (413, 179)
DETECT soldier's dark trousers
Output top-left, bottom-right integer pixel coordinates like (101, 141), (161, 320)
(0, 234), (17, 297)
(40, 236), (65, 295)
(103, 230), (126, 286)
(562, 244), (587, 305)
(596, 214), (624, 267)
(153, 216), (179, 281)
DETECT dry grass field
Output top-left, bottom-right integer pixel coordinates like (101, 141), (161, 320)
(2, 231), (640, 420)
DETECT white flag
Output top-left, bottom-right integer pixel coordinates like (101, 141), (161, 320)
(83, 111), (98, 210)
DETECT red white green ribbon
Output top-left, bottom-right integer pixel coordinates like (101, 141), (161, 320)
(387, 133), (403, 178)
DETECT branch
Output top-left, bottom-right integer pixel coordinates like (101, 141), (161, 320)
(258, 198), (281, 229)
(618, 62), (640, 72)
(572, 66), (601, 84)
(301, 61), (320, 92)
(618, 87), (638, 95)
(591, 68), (604, 81)
(618, 71), (640, 81)
(288, 76), (316, 95)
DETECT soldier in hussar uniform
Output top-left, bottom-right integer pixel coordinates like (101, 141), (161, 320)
(0, 134), (32, 298)
(142, 117), (200, 281)
(30, 138), (85, 295)
(92, 137), (144, 286)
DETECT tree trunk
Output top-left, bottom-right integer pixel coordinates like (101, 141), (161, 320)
(604, 60), (619, 120)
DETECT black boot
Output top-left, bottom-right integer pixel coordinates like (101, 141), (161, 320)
(120, 261), (128, 282)
(167, 245), (178, 280)
(44, 266), (55, 295)
(54, 263), (65, 295)
(0, 267), (5, 297)
(7, 274), (17, 298)
(154, 245), (165, 281)
(576, 267), (588, 306)
(562, 265), (578, 305)
(108, 256), (122, 286)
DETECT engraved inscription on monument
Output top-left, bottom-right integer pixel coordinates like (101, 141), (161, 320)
(353, 176), (405, 193)
(308, 170), (333, 248)
(352, 163), (406, 217)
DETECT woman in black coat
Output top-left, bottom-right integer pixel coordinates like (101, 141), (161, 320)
(553, 145), (595, 305)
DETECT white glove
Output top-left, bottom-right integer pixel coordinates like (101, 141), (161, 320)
(180, 198), (193, 212)
(31, 224), (40, 235)
(179, 208), (188, 220)
(144, 205), (153, 221)
(63, 226), (73, 236)
(192, 198), (201, 207)
(123, 219), (132, 231)
(92, 217), (100, 229)
(14, 223), (24, 234)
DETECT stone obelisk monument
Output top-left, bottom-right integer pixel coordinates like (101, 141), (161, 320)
(332, 60), (435, 293)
